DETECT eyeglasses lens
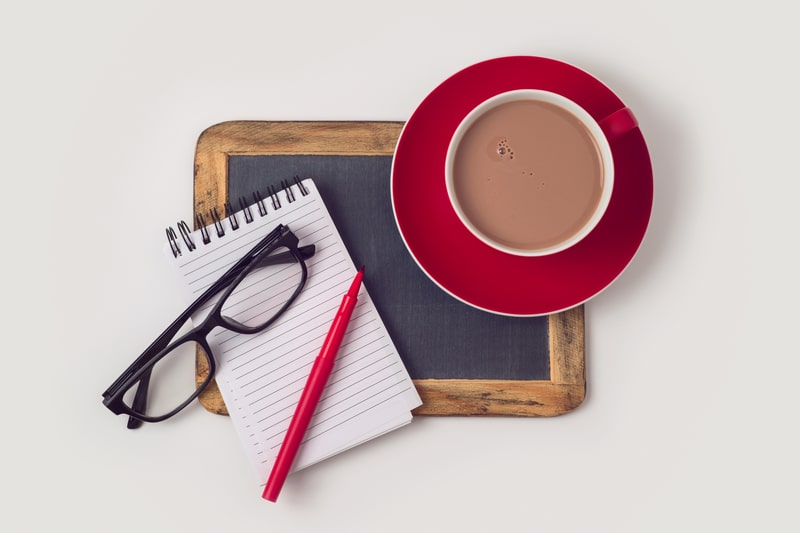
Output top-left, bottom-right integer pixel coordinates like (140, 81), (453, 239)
(220, 245), (304, 329)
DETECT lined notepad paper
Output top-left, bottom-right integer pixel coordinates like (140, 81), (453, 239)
(164, 178), (421, 484)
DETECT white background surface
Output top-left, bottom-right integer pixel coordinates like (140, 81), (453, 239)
(3, 2), (798, 531)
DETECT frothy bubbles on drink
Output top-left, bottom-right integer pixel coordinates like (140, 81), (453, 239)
(484, 137), (545, 188)
(495, 139), (514, 159)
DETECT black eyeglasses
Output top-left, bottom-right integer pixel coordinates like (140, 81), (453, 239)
(102, 224), (314, 428)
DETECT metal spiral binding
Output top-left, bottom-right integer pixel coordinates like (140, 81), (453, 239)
(239, 196), (254, 223)
(270, 184), (282, 208)
(177, 221), (195, 251)
(253, 191), (268, 217)
(194, 213), (211, 245)
(166, 227), (181, 257)
(210, 207), (225, 238)
(224, 201), (239, 230)
(165, 176), (310, 258)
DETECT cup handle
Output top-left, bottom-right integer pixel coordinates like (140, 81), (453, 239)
(598, 107), (638, 141)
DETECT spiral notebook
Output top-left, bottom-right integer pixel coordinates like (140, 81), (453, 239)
(163, 177), (421, 485)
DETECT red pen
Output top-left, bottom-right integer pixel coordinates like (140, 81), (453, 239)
(262, 266), (365, 502)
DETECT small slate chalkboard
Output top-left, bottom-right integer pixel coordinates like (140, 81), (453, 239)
(192, 121), (585, 416)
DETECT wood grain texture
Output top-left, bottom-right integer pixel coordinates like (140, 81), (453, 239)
(193, 121), (585, 417)
(550, 305), (586, 386)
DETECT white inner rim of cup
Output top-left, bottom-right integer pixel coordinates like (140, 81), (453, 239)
(445, 89), (615, 257)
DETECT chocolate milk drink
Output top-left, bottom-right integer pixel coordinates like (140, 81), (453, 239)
(452, 99), (604, 251)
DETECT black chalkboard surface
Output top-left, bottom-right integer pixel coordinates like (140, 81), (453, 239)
(192, 121), (585, 416)
(228, 154), (550, 380)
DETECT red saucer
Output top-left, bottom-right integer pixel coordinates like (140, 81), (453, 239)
(391, 56), (653, 316)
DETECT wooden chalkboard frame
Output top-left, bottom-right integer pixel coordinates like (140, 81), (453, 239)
(193, 121), (585, 417)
